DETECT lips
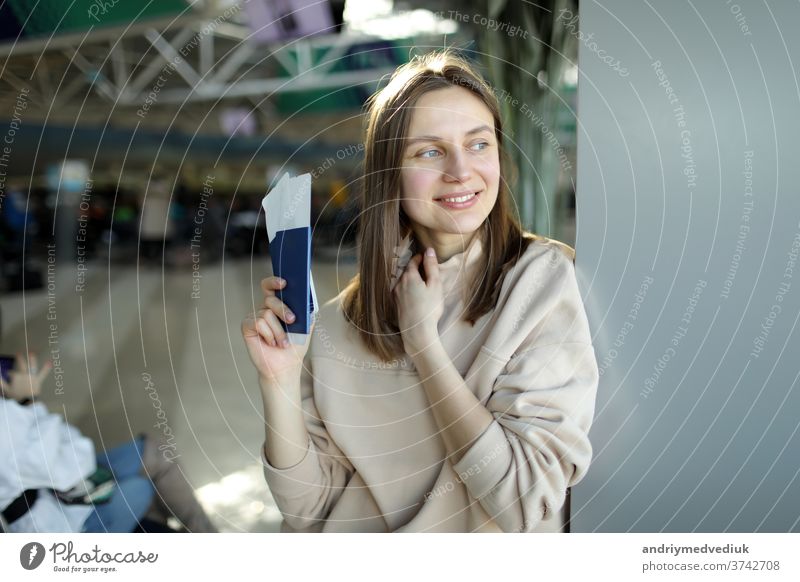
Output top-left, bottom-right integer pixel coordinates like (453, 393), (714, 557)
(434, 190), (480, 209)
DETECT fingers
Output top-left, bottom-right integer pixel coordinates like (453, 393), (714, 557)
(259, 273), (295, 327)
(263, 295), (295, 325)
(16, 352), (26, 373)
(263, 310), (290, 348)
(402, 254), (423, 282)
(15, 352), (45, 374)
(36, 361), (53, 383)
(243, 309), (275, 347)
(242, 313), (259, 338)
(423, 247), (439, 284)
(242, 311), (272, 348)
(243, 308), (290, 348)
(399, 252), (441, 285)
(254, 310), (276, 347)
(260, 276), (286, 298)
(258, 276), (295, 326)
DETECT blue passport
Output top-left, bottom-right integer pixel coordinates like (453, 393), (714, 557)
(262, 172), (318, 344)
(269, 226), (315, 336)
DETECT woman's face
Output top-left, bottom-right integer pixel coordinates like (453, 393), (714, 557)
(399, 86), (500, 247)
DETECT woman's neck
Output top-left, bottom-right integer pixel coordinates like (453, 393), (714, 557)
(411, 227), (479, 263)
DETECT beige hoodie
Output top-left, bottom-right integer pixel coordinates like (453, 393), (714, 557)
(261, 234), (599, 532)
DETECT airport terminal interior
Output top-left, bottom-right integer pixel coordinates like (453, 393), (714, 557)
(0, 0), (578, 531)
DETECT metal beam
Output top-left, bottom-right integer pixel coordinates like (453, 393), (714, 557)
(123, 28), (196, 98)
(35, 58), (54, 101)
(0, 7), (436, 116)
(208, 42), (256, 86)
(110, 39), (127, 89)
(313, 38), (352, 76)
(199, 30), (214, 75)
(271, 47), (298, 77)
(296, 41), (313, 75)
(144, 28), (202, 87)
(1, 70), (35, 97)
(204, 22), (250, 41)
(66, 48), (118, 101)
(148, 67), (396, 103)
(0, 14), (199, 58)
(53, 73), (89, 108)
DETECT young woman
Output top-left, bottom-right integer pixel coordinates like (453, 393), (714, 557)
(242, 50), (599, 533)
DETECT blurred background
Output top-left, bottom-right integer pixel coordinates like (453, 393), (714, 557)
(0, 0), (579, 532)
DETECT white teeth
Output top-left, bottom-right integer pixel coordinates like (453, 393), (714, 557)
(439, 192), (476, 204)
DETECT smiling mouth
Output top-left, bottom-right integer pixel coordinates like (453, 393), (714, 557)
(434, 191), (480, 204)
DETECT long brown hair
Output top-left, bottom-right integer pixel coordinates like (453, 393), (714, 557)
(342, 49), (537, 362)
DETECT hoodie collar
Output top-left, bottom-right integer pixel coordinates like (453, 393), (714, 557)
(435, 233), (484, 298)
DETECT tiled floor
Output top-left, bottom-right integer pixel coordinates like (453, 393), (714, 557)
(1, 250), (357, 532)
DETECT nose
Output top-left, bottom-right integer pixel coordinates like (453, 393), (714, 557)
(443, 148), (472, 183)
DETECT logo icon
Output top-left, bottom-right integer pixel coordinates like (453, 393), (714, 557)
(20, 542), (46, 570)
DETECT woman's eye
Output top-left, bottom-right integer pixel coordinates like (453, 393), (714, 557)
(419, 149), (441, 159)
(471, 141), (490, 151)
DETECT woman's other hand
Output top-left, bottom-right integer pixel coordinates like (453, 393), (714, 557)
(0, 352), (52, 403)
(393, 247), (444, 354)
(242, 276), (314, 383)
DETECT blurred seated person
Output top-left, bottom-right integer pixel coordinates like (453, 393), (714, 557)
(0, 353), (216, 533)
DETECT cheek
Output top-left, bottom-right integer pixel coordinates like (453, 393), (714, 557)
(400, 196), (431, 226)
(400, 167), (438, 218)
(478, 156), (501, 187)
(401, 166), (439, 199)
(476, 158), (501, 209)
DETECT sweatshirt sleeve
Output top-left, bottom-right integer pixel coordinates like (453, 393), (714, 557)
(451, 246), (599, 532)
(260, 356), (354, 531)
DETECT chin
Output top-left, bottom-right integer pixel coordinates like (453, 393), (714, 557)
(434, 224), (483, 238)
(446, 216), (487, 232)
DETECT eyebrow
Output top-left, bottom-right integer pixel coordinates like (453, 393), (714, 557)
(405, 124), (494, 146)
